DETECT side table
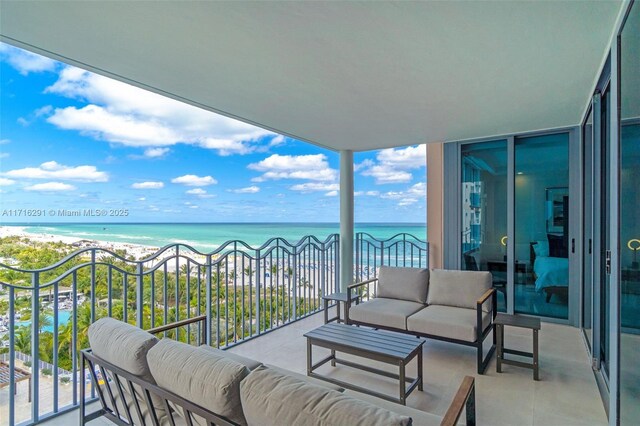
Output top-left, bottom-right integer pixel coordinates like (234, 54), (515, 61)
(495, 313), (541, 380)
(322, 292), (360, 324)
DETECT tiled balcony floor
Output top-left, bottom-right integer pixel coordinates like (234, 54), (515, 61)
(44, 309), (607, 426)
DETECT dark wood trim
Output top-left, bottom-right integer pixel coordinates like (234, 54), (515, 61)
(440, 376), (476, 426)
(476, 288), (495, 305)
(146, 314), (207, 336)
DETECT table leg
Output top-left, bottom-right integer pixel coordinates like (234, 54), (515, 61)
(533, 329), (539, 381)
(307, 339), (312, 375)
(417, 347), (424, 391)
(331, 349), (336, 367)
(496, 324), (503, 373)
(323, 299), (328, 324)
(399, 360), (406, 405)
(336, 301), (341, 323)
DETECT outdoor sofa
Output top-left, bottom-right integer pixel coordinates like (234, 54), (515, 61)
(346, 267), (497, 374)
(81, 316), (476, 426)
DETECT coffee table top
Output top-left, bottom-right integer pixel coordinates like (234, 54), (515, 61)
(304, 323), (424, 360)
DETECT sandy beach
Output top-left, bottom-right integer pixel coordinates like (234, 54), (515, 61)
(0, 225), (161, 261)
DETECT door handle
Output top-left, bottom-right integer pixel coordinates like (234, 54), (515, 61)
(571, 238), (575, 254)
(605, 250), (612, 275)
(588, 239), (592, 254)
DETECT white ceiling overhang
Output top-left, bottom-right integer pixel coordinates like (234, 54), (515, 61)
(0, 1), (623, 151)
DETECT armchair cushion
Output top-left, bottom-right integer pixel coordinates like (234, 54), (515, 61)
(407, 305), (492, 342)
(427, 269), (492, 311)
(240, 366), (411, 426)
(348, 298), (425, 330)
(377, 266), (430, 303)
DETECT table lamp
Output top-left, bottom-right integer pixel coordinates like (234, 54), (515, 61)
(628, 238), (640, 269)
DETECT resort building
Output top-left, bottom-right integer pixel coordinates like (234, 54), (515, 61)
(0, 1), (638, 425)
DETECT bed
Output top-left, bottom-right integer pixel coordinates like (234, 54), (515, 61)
(531, 239), (569, 302)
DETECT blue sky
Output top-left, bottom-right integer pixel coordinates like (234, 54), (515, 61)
(0, 43), (426, 223)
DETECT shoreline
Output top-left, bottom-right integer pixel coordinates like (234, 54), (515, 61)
(0, 225), (161, 260)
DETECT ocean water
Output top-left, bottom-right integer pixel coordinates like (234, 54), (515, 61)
(19, 223), (426, 252)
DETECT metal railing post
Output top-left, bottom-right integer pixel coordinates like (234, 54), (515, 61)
(255, 249), (261, 335)
(8, 287), (15, 426)
(292, 246), (298, 320)
(205, 254), (212, 346)
(136, 263), (144, 328)
(31, 272), (40, 423)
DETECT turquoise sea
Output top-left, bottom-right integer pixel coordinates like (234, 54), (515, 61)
(18, 223), (426, 252)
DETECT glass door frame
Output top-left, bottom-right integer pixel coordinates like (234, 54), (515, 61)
(445, 127), (580, 324)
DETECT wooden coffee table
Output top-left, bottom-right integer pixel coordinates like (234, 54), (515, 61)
(304, 323), (424, 405)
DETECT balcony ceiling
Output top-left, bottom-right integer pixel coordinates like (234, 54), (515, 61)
(0, 1), (623, 151)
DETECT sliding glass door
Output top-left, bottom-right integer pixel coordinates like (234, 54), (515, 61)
(582, 107), (594, 349)
(514, 134), (570, 319)
(460, 140), (508, 311)
(455, 132), (575, 320)
(619, 3), (639, 422)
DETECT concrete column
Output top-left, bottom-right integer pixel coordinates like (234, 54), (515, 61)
(339, 150), (354, 292)
(427, 143), (444, 269)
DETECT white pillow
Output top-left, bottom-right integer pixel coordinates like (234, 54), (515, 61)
(533, 240), (550, 257)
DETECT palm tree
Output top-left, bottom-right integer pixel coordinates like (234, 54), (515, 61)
(14, 326), (31, 354)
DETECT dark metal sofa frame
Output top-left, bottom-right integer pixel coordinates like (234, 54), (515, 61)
(81, 314), (477, 426)
(346, 278), (497, 374)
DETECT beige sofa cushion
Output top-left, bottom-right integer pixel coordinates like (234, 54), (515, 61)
(377, 266), (430, 303)
(147, 339), (250, 426)
(88, 317), (166, 415)
(427, 269), (492, 311)
(240, 366), (411, 426)
(88, 317), (158, 382)
(348, 298), (425, 330)
(265, 364), (343, 392)
(344, 390), (443, 426)
(407, 305), (492, 342)
(199, 345), (263, 371)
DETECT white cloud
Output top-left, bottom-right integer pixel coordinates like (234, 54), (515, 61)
(249, 154), (337, 182)
(0, 178), (16, 186)
(360, 145), (426, 184)
(143, 147), (170, 158)
(172, 174), (217, 186)
(131, 181), (164, 189)
(362, 166), (412, 184)
(0, 153), (9, 159)
(290, 182), (339, 193)
(229, 186), (260, 194)
(24, 182), (76, 192)
(44, 66), (276, 155)
(186, 188), (215, 198)
(3, 161), (108, 182)
(377, 145), (426, 169)
(381, 182), (426, 206)
(0, 43), (57, 75)
(0, 139), (10, 145)
(325, 190), (338, 197)
(137, 197), (146, 201)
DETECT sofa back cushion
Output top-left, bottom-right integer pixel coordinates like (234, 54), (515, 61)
(377, 266), (430, 304)
(427, 269), (492, 311)
(147, 339), (250, 426)
(240, 366), (411, 426)
(88, 317), (158, 383)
